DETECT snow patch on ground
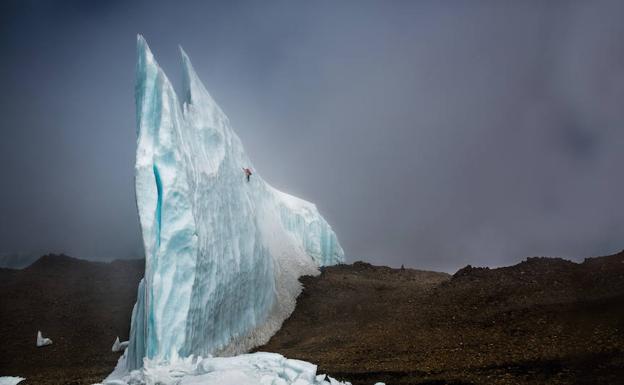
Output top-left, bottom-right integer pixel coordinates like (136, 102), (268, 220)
(0, 377), (25, 385)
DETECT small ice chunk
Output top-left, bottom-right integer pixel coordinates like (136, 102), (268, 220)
(112, 337), (121, 352)
(328, 377), (342, 385)
(36, 331), (52, 347)
(315, 374), (327, 383)
(0, 377), (25, 385)
(112, 337), (130, 352)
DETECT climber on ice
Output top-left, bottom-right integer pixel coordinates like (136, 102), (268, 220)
(243, 167), (252, 182)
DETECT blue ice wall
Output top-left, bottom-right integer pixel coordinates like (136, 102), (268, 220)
(123, 36), (344, 370)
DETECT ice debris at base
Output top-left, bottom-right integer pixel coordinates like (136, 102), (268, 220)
(100, 353), (353, 385)
(118, 35), (344, 373)
(0, 377), (25, 385)
(36, 331), (52, 347)
(113, 337), (130, 352)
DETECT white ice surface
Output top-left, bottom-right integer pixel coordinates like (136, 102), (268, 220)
(0, 377), (24, 385)
(116, 35), (345, 374)
(101, 353), (351, 385)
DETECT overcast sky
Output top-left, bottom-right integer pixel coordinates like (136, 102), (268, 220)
(1, 0), (623, 272)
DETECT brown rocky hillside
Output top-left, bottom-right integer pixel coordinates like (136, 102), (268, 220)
(1, 251), (623, 385)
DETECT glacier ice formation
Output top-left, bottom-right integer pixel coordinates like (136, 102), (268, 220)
(119, 35), (344, 373)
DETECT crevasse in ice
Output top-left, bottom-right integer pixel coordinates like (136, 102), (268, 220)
(121, 35), (344, 371)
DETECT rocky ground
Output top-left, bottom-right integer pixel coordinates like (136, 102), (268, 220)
(260, 253), (624, 385)
(0, 251), (623, 385)
(0, 255), (143, 384)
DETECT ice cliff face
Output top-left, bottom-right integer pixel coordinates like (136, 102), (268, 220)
(123, 36), (344, 370)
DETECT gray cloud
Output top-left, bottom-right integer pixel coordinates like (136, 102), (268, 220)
(1, 0), (622, 272)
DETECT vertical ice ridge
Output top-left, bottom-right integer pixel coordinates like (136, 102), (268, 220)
(131, 35), (199, 367)
(121, 36), (345, 372)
